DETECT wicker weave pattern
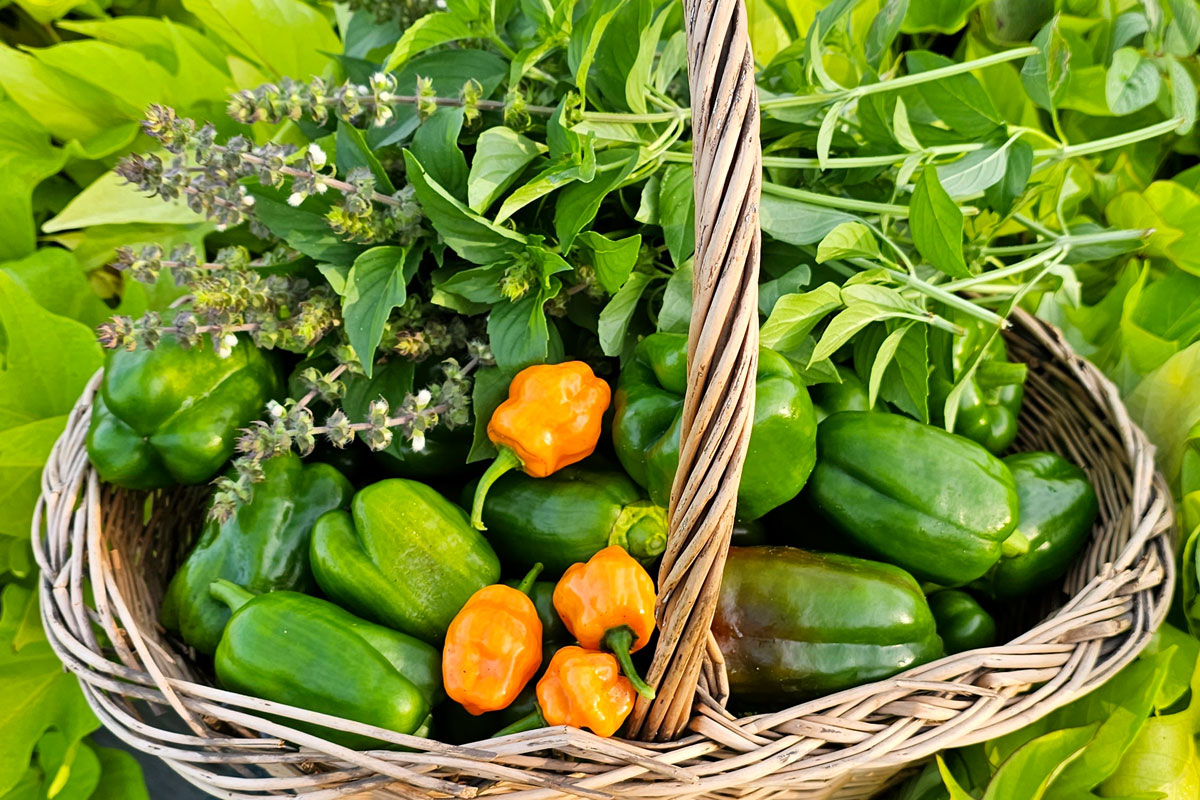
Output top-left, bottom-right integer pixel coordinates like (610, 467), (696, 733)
(33, 0), (1174, 794)
(33, 307), (1173, 800)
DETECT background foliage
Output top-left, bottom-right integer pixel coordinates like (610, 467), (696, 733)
(1, 0), (1199, 797)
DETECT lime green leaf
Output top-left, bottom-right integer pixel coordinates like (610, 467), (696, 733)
(657, 260), (693, 334)
(910, 166), (969, 278)
(901, 0), (985, 34)
(30, 42), (176, 116)
(0, 101), (66, 261)
(554, 148), (637, 252)
(1099, 711), (1199, 799)
(43, 168), (205, 232)
(658, 164), (695, 266)
(1022, 17), (1071, 111)
(1126, 341), (1200, 488)
(89, 746), (149, 800)
(598, 271), (653, 356)
(468, 127), (546, 213)
(983, 724), (1099, 800)
(181, 0), (338, 80)
(1107, 181), (1200, 276)
(760, 283), (843, 352)
(816, 222), (882, 263)
(0, 45), (132, 144)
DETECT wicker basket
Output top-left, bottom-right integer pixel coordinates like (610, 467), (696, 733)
(35, 1), (1174, 797)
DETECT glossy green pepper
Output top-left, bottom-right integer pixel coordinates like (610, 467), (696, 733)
(810, 366), (876, 422)
(974, 452), (1099, 599)
(470, 466), (668, 577)
(209, 581), (437, 749)
(808, 412), (1021, 586)
(87, 336), (281, 489)
(341, 359), (471, 478)
(927, 590), (997, 654)
(930, 313), (1026, 455)
(613, 332), (817, 521)
(311, 479), (500, 643)
(713, 547), (943, 705)
(160, 454), (353, 654)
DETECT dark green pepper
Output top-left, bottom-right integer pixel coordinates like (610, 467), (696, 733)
(87, 335), (281, 489)
(713, 547), (943, 705)
(808, 411), (1021, 586)
(613, 332), (817, 521)
(975, 452), (1099, 599)
(209, 581), (436, 749)
(470, 466), (668, 577)
(311, 479), (500, 643)
(927, 590), (997, 654)
(810, 366), (876, 422)
(160, 454), (353, 654)
(341, 359), (471, 478)
(930, 313), (1026, 455)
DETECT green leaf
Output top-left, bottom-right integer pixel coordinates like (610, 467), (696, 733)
(1168, 58), (1197, 135)
(901, 0), (985, 34)
(1166, 0), (1200, 55)
(385, 11), (477, 71)
(555, 148), (638, 252)
(624, 4), (672, 114)
(937, 145), (1010, 197)
(1105, 181), (1200, 276)
(1, 249), (115, 331)
(35, 732), (102, 800)
(984, 139), (1033, 216)
(891, 97), (922, 152)
(1127, 341), (1200, 488)
(434, 263), (506, 304)
(811, 301), (918, 365)
(466, 365), (516, 463)
(598, 271), (653, 356)
(488, 289), (554, 370)
(0, 102), (66, 260)
(1106, 48), (1162, 116)
(90, 746), (149, 800)
(867, 324), (913, 408)
(1021, 17), (1071, 111)
(907, 50), (1004, 138)
(759, 264), (812, 317)
(657, 260), (693, 334)
(567, 0), (631, 102)
(341, 245), (421, 375)
(468, 127), (546, 213)
(495, 148), (596, 223)
(337, 122), (396, 194)
(816, 221), (881, 263)
(577, 231), (642, 294)
(181, 0), (338, 80)
(411, 107), (468, 201)
(865, 0), (908, 68)
(43, 167), (203, 232)
(29, 42), (176, 118)
(659, 164), (695, 266)
(935, 754), (979, 800)
(404, 150), (526, 265)
(248, 188), (367, 265)
(760, 193), (859, 246)
(910, 166), (969, 278)
(760, 283), (843, 353)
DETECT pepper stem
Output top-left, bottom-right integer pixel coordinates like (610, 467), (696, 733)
(209, 579), (255, 612)
(493, 707), (547, 738)
(515, 563), (544, 596)
(603, 626), (656, 700)
(1001, 530), (1031, 558)
(470, 446), (523, 530)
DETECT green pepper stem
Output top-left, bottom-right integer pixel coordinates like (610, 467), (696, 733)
(471, 446), (524, 530)
(1001, 530), (1031, 558)
(209, 579), (254, 612)
(603, 626), (656, 700)
(493, 707), (547, 738)
(516, 563), (544, 596)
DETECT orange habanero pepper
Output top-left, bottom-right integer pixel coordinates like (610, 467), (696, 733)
(553, 545), (657, 699)
(495, 646), (636, 739)
(470, 361), (610, 530)
(443, 564), (543, 715)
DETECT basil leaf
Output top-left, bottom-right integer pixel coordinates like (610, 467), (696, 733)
(910, 166), (969, 278)
(468, 127), (545, 213)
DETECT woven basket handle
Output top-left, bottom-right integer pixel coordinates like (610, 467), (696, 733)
(625, 0), (761, 742)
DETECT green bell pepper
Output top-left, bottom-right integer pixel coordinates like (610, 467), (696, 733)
(930, 314), (1026, 455)
(808, 411), (1021, 586)
(160, 454), (353, 654)
(470, 465), (668, 577)
(87, 335), (281, 489)
(713, 546), (943, 705)
(341, 359), (471, 478)
(810, 366), (876, 422)
(613, 332), (818, 521)
(974, 451), (1099, 599)
(311, 479), (500, 642)
(210, 581), (437, 749)
(927, 590), (997, 654)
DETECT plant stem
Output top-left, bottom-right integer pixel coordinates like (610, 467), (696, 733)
(762, 182), (915, 216)
(940, 246), (1066, 291)
(840, 257), (1011, 328)
(981, 228), (1150, 256)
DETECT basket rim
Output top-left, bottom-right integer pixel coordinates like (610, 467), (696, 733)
(32, 305), (1175, 799)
